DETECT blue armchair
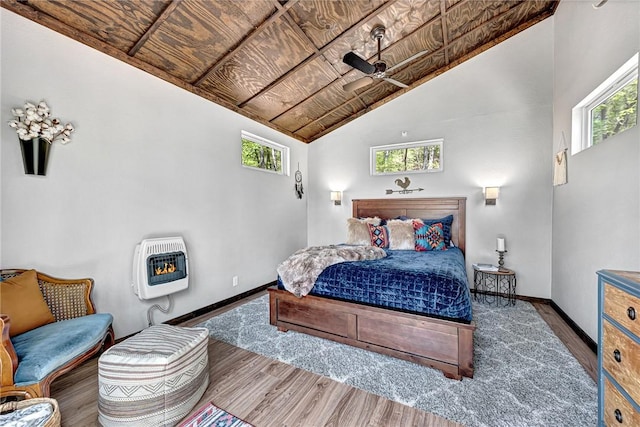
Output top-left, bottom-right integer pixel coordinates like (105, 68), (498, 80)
(0, 269), (114, 399)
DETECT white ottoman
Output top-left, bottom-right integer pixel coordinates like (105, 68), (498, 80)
(98, 325), (209, 427)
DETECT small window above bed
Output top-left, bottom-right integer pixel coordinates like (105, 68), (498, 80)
(370, 139), (443, 176)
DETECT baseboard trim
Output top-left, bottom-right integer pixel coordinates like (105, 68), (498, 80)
(166, 281), (275, 326)
(550, 300), (597, 354)
(514, 294), (551, 305)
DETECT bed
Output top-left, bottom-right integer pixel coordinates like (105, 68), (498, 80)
(268, 197), (475, 380)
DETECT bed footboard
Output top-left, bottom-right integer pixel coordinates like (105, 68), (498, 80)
(268, 286), (475, 380)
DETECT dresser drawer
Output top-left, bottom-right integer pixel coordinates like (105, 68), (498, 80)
(604, 376), (640, 427)
(604, 283), (640, 337)
(603, 320), (640, 405)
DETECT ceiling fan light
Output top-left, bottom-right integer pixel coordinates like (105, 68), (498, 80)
(343, 77), (374, 92)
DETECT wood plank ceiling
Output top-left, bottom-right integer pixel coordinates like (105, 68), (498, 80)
(2, 0), (558, 143)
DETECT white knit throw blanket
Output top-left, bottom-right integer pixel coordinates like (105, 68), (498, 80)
(277, 245), (387, 297)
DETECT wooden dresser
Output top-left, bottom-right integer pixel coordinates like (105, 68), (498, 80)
(597, 270), (640, 426)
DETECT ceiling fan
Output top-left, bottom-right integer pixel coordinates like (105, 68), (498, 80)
(342, 25), (429, 92)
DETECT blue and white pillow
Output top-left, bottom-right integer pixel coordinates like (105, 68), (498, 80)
(413, 220), (447, 251)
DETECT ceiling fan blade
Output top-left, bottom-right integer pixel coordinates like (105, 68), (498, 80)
(343, 52), (376, 74)
(386, 50), (430, 73)
(343, 76), (374, 92)
(383, 77), (408, 88)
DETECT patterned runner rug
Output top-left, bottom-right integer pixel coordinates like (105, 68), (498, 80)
(179, 402), (254, 427)
(198, 295), (597, 427)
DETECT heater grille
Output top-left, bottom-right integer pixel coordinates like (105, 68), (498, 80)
(143, 241), (185, 256)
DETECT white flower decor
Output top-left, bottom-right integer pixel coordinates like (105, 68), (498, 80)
(8, 100), (74, 144)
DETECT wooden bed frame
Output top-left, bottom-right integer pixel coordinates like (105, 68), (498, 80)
(268, 197), (475, 380)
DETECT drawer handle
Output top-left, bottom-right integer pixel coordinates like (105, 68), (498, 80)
(628, 306), (636, 321)
(613, 349), (622, 363)
(615, 408), (623, 423)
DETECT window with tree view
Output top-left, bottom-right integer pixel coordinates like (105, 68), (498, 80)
(370, 139), (443, 175)
(590, 77), (637, 146)
(572, 53), (638, 154)
(241, 131), (289, 175)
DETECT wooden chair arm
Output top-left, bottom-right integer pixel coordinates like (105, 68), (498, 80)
(0, 269), (96, 322)
(0, 315), (18, 387)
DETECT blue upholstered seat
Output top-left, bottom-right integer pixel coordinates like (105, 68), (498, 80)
(11, 313), (113, 385)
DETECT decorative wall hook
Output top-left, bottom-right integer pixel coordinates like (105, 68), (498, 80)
(592, 0), (608, 9)
(385, 176), (424, 195)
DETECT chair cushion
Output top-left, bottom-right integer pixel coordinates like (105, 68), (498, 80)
(0, 270), (55, 337)
(12, 313), (113, 385)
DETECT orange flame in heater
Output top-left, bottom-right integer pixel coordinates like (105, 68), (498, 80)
(155, 263), (176, 275)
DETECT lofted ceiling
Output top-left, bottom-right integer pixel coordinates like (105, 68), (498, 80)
(2, 0), (558, 143)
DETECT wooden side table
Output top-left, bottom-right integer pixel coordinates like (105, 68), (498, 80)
(473, 266), (517, 306)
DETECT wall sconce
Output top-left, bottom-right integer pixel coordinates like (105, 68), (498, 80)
(330, 191), (342, 206)
(484, 187), (500, 205)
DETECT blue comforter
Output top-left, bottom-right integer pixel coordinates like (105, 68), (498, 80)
(279, 247), (472, 322)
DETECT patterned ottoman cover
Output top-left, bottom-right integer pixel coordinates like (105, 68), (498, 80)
(98, 325), (209, 426)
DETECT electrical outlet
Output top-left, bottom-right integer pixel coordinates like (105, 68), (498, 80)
(232, 276), (238, 287)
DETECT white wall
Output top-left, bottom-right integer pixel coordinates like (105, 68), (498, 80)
(552, 0), (640, 341)
(5, 3), (634, 344)
(0, 10), (308, 338)
(307, 20), (555, 299)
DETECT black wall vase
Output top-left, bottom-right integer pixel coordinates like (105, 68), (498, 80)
(19, 137), (51, 176)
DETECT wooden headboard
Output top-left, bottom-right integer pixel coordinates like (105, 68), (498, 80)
(352, 197), (467, 254)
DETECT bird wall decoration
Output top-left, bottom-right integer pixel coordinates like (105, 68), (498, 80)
(385, 176), (424, 195)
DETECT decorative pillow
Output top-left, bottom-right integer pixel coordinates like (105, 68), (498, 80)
(0, 270), (55, 337)
(386, 219), (415, 250)
(413, 220), (447, 251)
(346, 217), (381, 245)
(367, 224), (389, 248)
(421, 214), (454, 246)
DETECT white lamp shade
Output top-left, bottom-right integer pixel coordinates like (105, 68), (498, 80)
(485, 187), (500, 200)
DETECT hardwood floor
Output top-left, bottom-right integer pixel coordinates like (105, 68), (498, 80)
(51, 339), (458, 426)
(532, 302), (597, 381)
(49, 293), (596, 426)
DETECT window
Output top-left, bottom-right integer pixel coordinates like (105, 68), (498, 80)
(370, 139), (443, 175)
(572, 53), (638, 155)
(241, 131), (289, 175)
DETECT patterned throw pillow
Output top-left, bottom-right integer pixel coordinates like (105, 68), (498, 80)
(367, 224), (389, 248)
(413, 220), (447, 251)
(421, 214), (454, 246)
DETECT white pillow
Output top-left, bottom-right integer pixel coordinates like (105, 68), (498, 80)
(346, 217), (381, 245)
(386, 219), (415, 250)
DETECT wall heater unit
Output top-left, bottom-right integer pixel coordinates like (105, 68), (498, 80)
(132, 236), (188, 300)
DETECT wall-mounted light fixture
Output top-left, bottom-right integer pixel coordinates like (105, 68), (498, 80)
(484, 187), (500, 205)
(330, 191), (342, 206)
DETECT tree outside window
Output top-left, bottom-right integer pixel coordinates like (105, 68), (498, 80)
(371, 139), (443, 175)
(241, 131), (289, 175)
(590, 78), (637, 146)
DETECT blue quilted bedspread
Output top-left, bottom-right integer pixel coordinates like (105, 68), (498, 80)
(278, 247), (472, 322)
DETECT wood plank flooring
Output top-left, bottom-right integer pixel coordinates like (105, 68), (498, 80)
(532, 302), (597, 381)
(49, 293), (596, 426)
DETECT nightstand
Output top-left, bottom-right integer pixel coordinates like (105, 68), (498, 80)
(473, 266), (516, 306)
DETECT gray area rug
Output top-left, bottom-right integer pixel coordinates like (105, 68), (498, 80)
(198, 295), (597, 427)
